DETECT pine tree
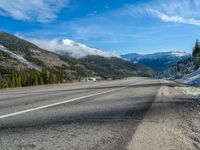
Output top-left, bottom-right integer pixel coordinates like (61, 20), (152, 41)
(11, 69), (16, 87)
(193, 40), (200, 69)
(193, 40), (199, 57)
(58, 70), (64, 83)
(42, 66), (48, 84)
(0, 74), (3, 88)
(196, 53), (200, 69)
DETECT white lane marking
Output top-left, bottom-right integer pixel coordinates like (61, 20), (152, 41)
(0, 80), (148, 120)
(0, 87), (127, 120)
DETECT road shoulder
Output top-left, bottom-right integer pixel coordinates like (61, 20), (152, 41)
(127, 80), (200, 150)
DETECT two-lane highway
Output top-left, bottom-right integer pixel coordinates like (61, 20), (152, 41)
(0, 77), (161, 150)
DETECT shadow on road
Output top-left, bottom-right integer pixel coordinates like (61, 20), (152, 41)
(0, 81), (196, 129)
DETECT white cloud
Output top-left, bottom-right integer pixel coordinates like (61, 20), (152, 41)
(149, 9), (200, 26)
(87, 11), (97, 17)
(0, 0), (69, 22)
(127, 0), (200, 26)
(28, 38), (115, 58)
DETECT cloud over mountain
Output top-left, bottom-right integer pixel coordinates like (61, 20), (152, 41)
(29, 38), (115, 58)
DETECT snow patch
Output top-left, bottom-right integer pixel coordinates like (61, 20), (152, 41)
(176, 86), (200, 98)
(0, 44), (40, 70)
(171, 52), (190, 57)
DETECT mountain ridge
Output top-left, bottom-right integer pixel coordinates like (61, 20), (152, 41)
(121, 51), (191, 71)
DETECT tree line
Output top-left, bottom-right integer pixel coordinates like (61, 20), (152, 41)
(0, 67), (64, 89)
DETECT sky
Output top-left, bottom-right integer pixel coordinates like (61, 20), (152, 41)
(0, 0), (200, 55)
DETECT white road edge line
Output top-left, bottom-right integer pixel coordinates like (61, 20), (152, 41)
(0, 87), (127, 120)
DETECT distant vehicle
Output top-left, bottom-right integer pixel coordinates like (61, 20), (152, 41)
(82, 77), (103, 82)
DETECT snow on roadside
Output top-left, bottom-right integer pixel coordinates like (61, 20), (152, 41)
(176, 86), (200, 98)
(0, 44), (40, 71)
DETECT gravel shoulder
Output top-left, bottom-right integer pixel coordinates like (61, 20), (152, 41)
(127, 80), (200, 150)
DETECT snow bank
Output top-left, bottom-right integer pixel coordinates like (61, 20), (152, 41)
(176, 86), (200, 98)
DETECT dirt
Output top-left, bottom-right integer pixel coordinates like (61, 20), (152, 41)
(127, 80), (200, 150)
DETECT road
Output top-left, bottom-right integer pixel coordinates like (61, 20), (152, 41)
(0, 77), (199, 150)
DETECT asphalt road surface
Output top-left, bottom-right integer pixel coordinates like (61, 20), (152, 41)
(0, 77), (162, 150)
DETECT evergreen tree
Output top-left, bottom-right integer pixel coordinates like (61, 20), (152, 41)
(0, 74), (3, 88)
(58, 70), (64, 83)
(42, 66), (48, 84)
(196, 53), (200, 69)
(0, 66), (67, 89)
(193, 40), (199, 57)
(193, 40), (200, 69)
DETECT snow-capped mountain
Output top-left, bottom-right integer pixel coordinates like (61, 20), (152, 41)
(0, 31), (150, 82)
(121, 52), (191, 71)
(30, 38), (115, 58)
(59, 39), (115, 58)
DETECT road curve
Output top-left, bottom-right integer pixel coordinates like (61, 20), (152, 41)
(0, 77), (161, 150)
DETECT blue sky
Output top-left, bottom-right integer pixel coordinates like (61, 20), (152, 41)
(0, 0), (200, 54)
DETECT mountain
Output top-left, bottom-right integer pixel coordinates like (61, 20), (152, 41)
(121, 52), (191, 72)
(0, 31), (150, 88)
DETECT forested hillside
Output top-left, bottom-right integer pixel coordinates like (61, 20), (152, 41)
(171, 40), (200, 76)
(169, 40), (200, 86)
(0, 32), (91, 88)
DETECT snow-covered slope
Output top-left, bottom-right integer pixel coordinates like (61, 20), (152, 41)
(0, 44), (40, 70)
(122, 51), (190, 61)
(177, 69), (200, 86)
(121, 52), (191, 71)
(30, 38), (115, 58)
